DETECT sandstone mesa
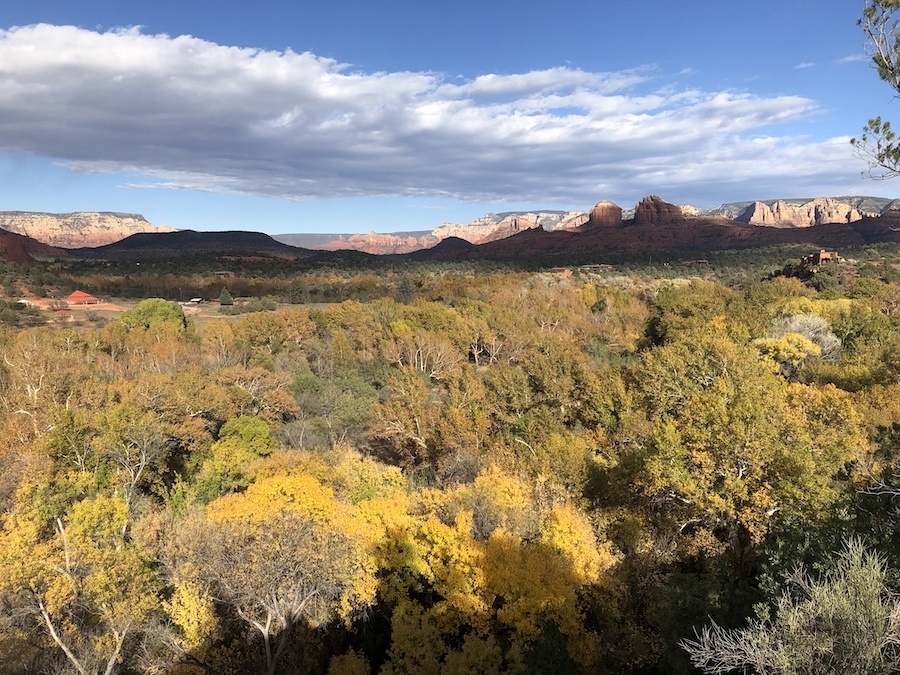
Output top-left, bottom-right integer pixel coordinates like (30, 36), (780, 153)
(0, 211), (175, 248)
(5, 196), (900, 254)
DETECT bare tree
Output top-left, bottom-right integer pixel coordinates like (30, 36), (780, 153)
(177, 513), (355, 675)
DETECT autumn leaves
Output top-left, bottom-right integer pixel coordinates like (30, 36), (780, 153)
(0, 270), (899, 673)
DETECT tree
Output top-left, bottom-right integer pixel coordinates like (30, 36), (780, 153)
(219, 287), (234, 306)
(377, 467), (617, 675)
(624, 333), (862, 570)
(0, 494), (161, 675)
(647, 280), (742, 345)
(234, 311), (288, 365)
(190, 415), (278, 503)
(852, 1), (900, 178)
(681, 539), (900, 675)
(175, 471), (380, 675)
(201, 319), (241, 368)
(368, 368), (440, 468)
(120, 298), (188, 334)
(289, 278), (310, 304)
(182, 513), (353, 675)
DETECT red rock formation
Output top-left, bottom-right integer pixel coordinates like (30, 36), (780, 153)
(632, 195), (684, 225)
(737, 198), (870, 228)
(318, 232), (440, 255)
(586, 201), (623, 228)
(0, 229), (67, 263)
(432, 211), (586, 244)
(0, 212), (175, 248)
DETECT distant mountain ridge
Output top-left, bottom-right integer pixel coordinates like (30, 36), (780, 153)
(0, 211), (175, 248)
(6, 195), (900, 264)
(4, 196), (900, 256)
(276, 195), (900, 253)
(274, 211), (589, 255)
(706, 196), (900, 220)
(410, 196), (900, 262)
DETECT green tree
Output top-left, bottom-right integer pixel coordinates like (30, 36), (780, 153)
(852, 1), (900, 178)
(120, 298), (189, 334)
(647, 280), (742, 345)
(191, 416), (278, 502)
(623, 334), (862, 569)
(289, 278), (310, 304)
(219, 287), (234, 306)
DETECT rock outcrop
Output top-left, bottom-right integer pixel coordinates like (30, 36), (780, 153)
(0, 230), (68, 263)
(317, 232), (440, 255)
(632, 195), (684, 225)
(549, 211), (592, 231)
(736, 197), (875, 228)
(586, 201), (623, 228)
(431, 210), (589, 244)
(278, 195), (900, 255)
(280, 211), (592, 253)
(0, 212), (175, 248)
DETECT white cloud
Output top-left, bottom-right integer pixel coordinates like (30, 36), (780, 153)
(795, 62), (816, 69)
(0, 23), (862, 206)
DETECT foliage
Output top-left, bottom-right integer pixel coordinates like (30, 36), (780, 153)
(681, 539), (900, 675)
(0, 492), (160, 675)
(623, 333), (860, 568)
(120, 297), (189, 334)
(853, 1), (900, 178)
(0, 263), (900, 673)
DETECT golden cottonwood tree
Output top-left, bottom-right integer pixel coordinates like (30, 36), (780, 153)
(0, 493), (160, 675)
(378, 466), (617, 674)
(174, 470), (382, 675)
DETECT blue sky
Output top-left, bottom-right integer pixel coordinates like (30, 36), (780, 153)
(0, 0), (896, 234)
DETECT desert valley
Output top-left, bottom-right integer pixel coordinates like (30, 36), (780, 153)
(0, 190), (898, 674)
(7, 0), (900, 673)
(3, 194), (900, 266)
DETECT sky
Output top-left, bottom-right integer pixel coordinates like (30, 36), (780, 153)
(0, 0), (897, 234)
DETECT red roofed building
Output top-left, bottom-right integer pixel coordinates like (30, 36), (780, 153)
(66, 290), (100, 305)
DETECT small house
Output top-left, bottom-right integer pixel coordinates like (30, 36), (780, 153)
(66, 290), (100, 305)
(799, 250), (844, 274)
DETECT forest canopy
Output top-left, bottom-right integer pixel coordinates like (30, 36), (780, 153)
(2, 251), (900, 674)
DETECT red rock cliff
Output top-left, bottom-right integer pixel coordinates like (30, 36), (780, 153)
(632, 195), (684, 225)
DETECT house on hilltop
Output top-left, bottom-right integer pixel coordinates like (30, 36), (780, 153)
(66, 290), (100, 305)
(799, 250), (844, 275)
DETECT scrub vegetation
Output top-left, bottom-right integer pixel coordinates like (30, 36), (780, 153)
(2, 245), (900, 674)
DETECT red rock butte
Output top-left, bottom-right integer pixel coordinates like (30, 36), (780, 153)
(586, 201), (623, 228)
(632, 195), (684, 226)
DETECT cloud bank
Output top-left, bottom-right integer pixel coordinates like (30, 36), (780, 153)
(0, 24), (862, 206)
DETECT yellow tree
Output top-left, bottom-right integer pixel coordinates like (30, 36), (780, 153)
(379, 467), (617, 674)
(175, 471), (381, 675)
(368, 367), (440, 468)
(234, 311), (288, 367)
(276, 306), (316, 350)
(0, 493), (160, 675)
(200, 320), (242, 369)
